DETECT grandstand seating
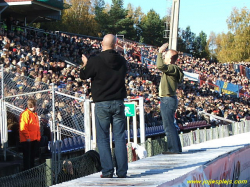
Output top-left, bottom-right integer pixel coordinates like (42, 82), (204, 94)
(59, 136), (85, 153)
(1, 23), (248, 156)
(46, 121), (216, 152)
(178, 120), (210, 131)
(125, 126), (165, 140)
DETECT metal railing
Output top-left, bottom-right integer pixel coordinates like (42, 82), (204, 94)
(0, 64), (92, 180)
(0, 149), (101, 186)
(178, 120), (250, 148)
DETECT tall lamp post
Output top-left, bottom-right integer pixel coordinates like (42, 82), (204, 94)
(169, 0), (180, 50)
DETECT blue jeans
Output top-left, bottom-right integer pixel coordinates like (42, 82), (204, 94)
(160, 96), (182, 153)
(95, 100), (128, 177)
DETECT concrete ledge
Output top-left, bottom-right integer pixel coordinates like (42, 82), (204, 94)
(52, 132), (250, 187)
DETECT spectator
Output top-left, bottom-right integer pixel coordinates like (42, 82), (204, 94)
(156, 43), (184, 154)
(80, 34), (128, 178)
(1, 22), (250, 135)
(19, 98), (40, 170)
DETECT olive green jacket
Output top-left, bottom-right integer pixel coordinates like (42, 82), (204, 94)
(156, 53), (184, 97)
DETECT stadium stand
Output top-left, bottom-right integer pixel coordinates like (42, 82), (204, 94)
(0, 0), (250, 171)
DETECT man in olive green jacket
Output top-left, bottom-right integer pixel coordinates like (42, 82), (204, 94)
(156, 43), (184, 154)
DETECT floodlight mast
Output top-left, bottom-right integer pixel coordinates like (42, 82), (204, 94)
(168, 0), (180, 50)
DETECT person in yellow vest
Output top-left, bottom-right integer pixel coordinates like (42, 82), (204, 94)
(19, 98), (41, 170)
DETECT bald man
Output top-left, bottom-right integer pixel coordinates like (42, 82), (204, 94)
(80, 34), (128, 178)
(156, 43), (184, 154)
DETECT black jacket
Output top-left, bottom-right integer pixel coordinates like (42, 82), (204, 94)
(80, 49), (127, 102)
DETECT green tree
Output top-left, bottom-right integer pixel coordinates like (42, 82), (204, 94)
(126, 4), (144, 26)
(95, 0), (136, 39)
(216, 32), (235, 62)
(42, 0), (98, 36)
(216, 7), (250, 62)
(139, 9), (165, 46)
(193, 31), (209, 59)
(183, 26), (196, 54)
(126, 4), (144, 41)
(207, 31), (217, 61)
(94, 0), (108, 36)
(63, 0), (97, 35)
(227, 7), (250, 61)
(177, 28), (187, 52)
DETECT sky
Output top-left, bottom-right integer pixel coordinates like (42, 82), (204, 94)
(104, 0), (250, 37)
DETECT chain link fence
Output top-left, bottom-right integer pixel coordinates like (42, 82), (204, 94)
(0, 163), (50, 187)
(1, 64), (87, 142)
(52, 150), (101, 184)
(0, 149), (101, 187)
(0, 64), (90, 183)
(55, 91), (85, 139)
(126, 137), (167, 161)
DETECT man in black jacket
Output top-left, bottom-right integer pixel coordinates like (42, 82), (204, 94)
(80, 34), (128, 178)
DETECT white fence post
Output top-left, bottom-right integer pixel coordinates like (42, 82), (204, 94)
(190, 131), (194, 145)
(51, 83), (56, 144)
(1, 64), (8, 161)
(51, 83), (59, 181)
(210, 127), (213, 140)
(0, 99), (1, 145)
(139, 97), (145, 147)
(233, 122), (237, 135)
(0, 64), (3, 148)
(180, 132), (183, 147)
(84, 99), (91, 152)
(127, 117), (131, 143)
(132, 102), (137, 145)
(197, 128), (200, 144)
(91, 103), (97, 150)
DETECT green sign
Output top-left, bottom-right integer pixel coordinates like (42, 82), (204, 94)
(124, 103), (136, 117)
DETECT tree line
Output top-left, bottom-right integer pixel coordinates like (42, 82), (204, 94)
(41, 0), (250, 62)
(42, 0), (166, 46)
(178, 7), (250, 62)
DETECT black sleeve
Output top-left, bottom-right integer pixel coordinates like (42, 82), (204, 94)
(80, 57), (96, 80)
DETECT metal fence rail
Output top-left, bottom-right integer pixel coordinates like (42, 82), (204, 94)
(177, 122), (249, 148)
(0, 64), (91, 181)
(144, 137), (168, 158)
(54, 91), (85, 138)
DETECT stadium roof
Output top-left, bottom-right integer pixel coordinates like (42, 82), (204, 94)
(0, 0), (68, 23)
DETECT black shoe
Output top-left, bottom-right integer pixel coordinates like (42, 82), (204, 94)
(100, 174), (113, 178)
(162, 151), (181, 154)
(117, 175), (127, 178)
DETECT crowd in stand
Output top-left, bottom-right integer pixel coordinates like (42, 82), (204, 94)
(1, 19), (250, 133)
(176, 57), (250, 123)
